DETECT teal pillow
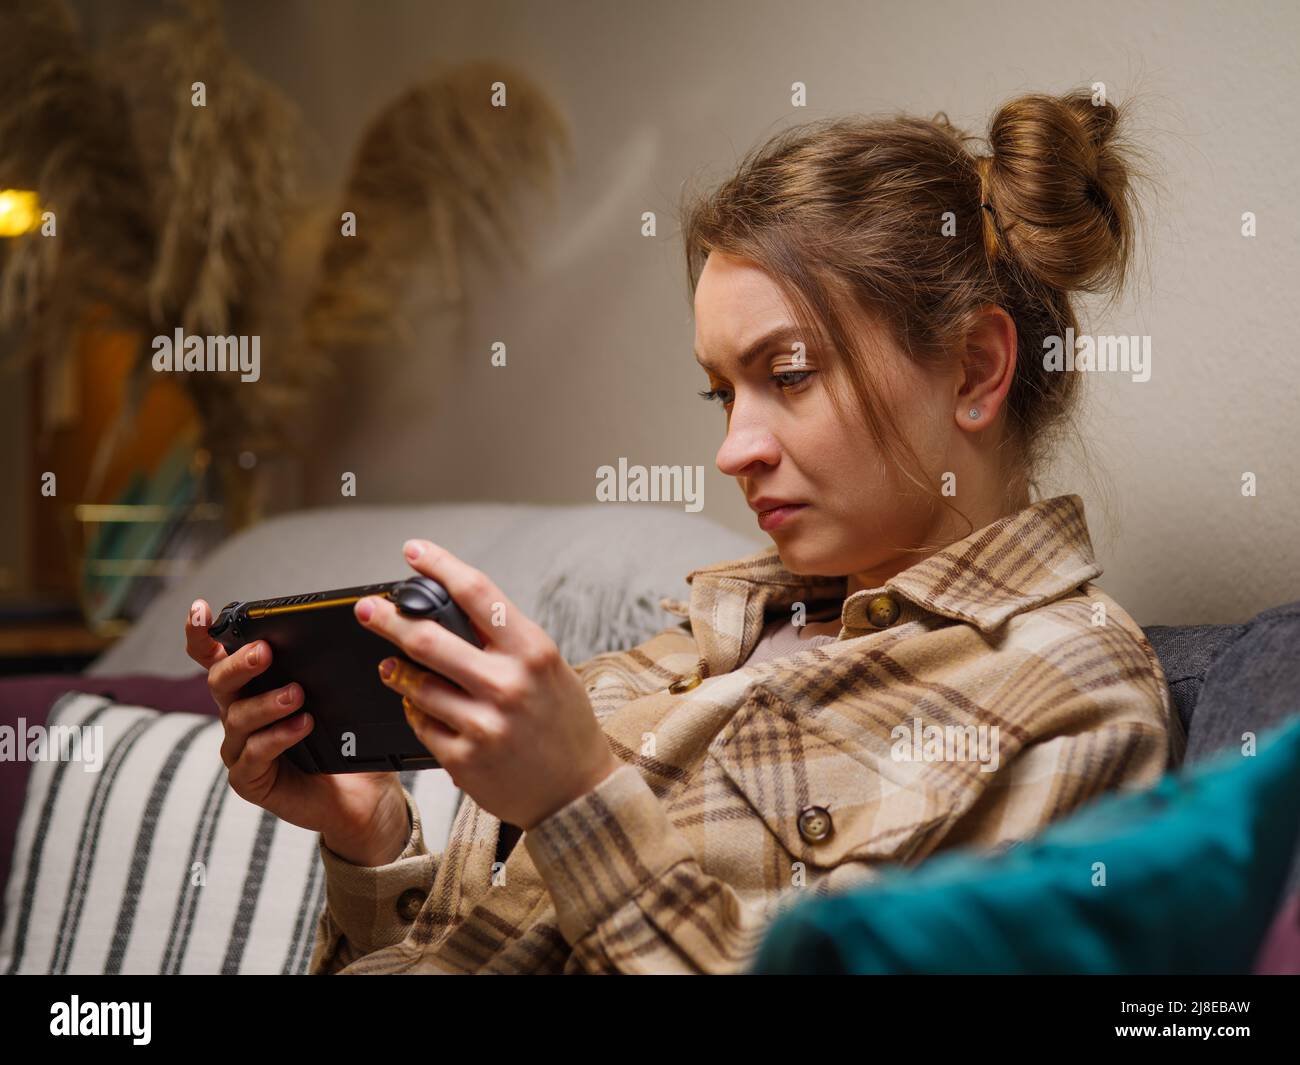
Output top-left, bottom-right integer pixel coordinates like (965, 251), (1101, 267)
(751, 714), (1300, 974)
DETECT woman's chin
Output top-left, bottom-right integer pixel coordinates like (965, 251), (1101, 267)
(771, 537), (842, 579)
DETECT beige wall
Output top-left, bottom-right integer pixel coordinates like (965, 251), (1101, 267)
(87, 0), (1300, 626)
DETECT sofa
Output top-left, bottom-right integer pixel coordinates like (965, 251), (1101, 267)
(1, 501), (1297, 973)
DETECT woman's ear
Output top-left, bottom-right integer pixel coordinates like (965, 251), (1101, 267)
(955, 304), (1018, 429)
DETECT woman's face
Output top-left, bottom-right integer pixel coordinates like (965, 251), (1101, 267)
(693, 252), (985, 589)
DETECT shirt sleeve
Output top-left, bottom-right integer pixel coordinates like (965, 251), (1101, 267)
(524, 764), (782, 973)
(307, 786), (440, 975)
(524, 714), (1171, 974)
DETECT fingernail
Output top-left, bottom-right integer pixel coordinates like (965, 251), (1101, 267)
(278, 684), (298, 706)
(378, 658), (395, 680)
(297, 712), (312, 729)
(356, 598), (374, 622)
(190, 600), (206, 627)
(247, 644), (260, 666)
(403, 540), (424, 561)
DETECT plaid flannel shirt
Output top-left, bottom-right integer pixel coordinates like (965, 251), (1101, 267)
(309, 493), (1185, 974)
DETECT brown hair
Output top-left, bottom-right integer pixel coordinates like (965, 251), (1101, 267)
(680, 87), (1153, 549)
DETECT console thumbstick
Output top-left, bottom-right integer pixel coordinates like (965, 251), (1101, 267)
(391, 578), (449, 616)
(208, 603), (238, 638)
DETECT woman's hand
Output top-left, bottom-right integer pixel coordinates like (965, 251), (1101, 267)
(355, 539), (622, 831)
(184, 601), (411, 867)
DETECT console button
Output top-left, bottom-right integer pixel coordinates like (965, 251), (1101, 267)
(208, 605), (237, 638)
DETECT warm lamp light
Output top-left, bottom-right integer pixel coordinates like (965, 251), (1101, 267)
(0, 189), (41, 237)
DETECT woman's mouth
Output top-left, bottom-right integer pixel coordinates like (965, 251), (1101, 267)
(757, 503), (807, 531)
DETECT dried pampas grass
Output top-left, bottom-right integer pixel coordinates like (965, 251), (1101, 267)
(101, 0), (315, 481)
(0, 0), (154, 383)
(113, 0), (298, 338)
(0, 0), (574, 524)
(303, 58), (572, 355)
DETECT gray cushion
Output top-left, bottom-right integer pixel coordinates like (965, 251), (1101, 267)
(1143, 602), (1300, 765)
(1142, 622), (1247, 737)
(1180, 602), (1300, 764)
(88, 503), (762, 677)
(1145, 602), (1300, 901)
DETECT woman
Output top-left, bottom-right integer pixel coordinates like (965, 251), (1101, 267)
(185, 88), (1185, 974)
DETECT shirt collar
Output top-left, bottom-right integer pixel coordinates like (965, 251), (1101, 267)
(666, 494), (1102, 677)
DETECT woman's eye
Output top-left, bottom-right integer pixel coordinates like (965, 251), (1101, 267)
(697, 371), (813, 406)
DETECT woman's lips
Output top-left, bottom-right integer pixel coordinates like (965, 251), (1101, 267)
(757, 503), (807, 531)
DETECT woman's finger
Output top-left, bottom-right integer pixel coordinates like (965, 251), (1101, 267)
(208, 639), (273, 703)
(380, 657), (487, 736)
(222, 682), (304, 759)
(230, 711), (313, 788)
(356, 596), (492, 695)
(184, 599), (228, 671)
(400, 539), (540, 654)
(401, 695), (465, 767)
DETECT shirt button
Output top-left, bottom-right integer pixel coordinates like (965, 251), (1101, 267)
(866, 594), (900, 628)
(668, 673), (702, 694)
(797, 805), (834, 843)
(395, 887), (427, 922)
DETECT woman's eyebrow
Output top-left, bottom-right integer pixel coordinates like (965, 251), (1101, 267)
(695, 324), (805, 374)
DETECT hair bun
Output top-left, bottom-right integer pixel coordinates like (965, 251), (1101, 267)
(979, 89), (1140, 296)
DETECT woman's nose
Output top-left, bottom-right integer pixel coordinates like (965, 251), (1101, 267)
(715, 411), (780, 477)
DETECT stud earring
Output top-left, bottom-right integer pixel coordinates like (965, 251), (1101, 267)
(968, 408), (980, 420)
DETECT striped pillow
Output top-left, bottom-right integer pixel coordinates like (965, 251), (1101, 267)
(0, 691), (461, 974)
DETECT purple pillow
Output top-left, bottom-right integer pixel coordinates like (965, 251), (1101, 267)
(0, 672), (214, 925)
